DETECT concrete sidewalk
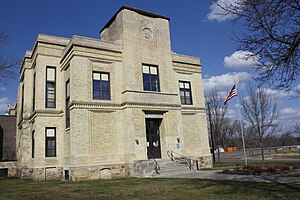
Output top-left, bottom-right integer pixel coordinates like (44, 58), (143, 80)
(157, 170), (300, 185)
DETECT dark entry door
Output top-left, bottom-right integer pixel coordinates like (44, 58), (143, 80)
(146, 119), (161, 159)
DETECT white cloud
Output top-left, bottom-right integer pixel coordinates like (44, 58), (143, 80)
(224, 51), (260, 68)
(279, 108), (300, 130)
(262, 88), (295, 98)
(0, 97), (10, 114)
(203, 72), (252, 92)
(280, 107), (300, 116)
(226, 108), (237, 119)
(295, 84), (300, 90)
(207, 0), (241, 22)
(278, 107), (300, 131)
(0, 86), (5, 92)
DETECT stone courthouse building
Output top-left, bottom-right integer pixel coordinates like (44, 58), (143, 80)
(16, 6), (211, 180)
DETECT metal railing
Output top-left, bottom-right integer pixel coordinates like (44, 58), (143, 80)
(167, 150), (195, 170)
(147, 152), (160, 174)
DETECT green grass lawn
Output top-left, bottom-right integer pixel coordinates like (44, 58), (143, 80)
(0, 178), (299, 200)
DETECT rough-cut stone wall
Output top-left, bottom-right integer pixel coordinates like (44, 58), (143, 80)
(131, 160), (156, 177)
(0, 161), (17, 177)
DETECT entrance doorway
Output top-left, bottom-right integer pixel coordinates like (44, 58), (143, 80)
(145, 119), (161, 159)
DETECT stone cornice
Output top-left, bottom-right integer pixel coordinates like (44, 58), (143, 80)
(20, 35), (69, 74)
(61, 35), (122, 64)
(70, 101), (182, 110)
(173, 61), (201, 74)
(70, 101), (121, 110)
(181, 106), (206, 115)
(29, 110), (64, 122)
(172, 53), (201, 65)
(70, 101), (206, 111)
(122, 102), (181, 109)
(100, 6), (170, 34)
(181, 106), (206, 111)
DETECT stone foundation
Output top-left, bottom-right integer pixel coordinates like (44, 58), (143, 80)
(16, 163), (132, 181)
(130, 160), (156, 177)
(10, 156), (212, 181)
(0, 161), (18, 177)
(69, 163), (131, 181)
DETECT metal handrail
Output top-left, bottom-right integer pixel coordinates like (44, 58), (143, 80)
(167, 150), (195, 170)
(147, 152), (160, 174)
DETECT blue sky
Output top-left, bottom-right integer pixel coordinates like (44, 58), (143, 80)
(0, 0), (299, 131)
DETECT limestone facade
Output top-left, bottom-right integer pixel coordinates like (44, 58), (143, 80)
(16, 6), (212, 181)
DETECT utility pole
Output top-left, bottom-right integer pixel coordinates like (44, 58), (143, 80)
(207, 101), (216, 163)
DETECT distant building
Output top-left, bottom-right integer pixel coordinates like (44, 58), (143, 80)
(0, 105), (17, 161)
(16, 6), (211, 180)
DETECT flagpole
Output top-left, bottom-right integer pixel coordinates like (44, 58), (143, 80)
(236, 91), (248, 166)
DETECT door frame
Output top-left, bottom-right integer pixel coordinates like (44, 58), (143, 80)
(145, 118), (162, 159)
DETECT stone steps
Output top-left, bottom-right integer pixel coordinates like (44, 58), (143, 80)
(152, 159), (195, 177)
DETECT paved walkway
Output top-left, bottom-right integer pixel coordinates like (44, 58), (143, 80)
(158, 170), (300, 185)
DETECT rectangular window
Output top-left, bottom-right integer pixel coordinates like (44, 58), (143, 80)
(46, 67), (56, 108)
(142, 65), (160, 92)
(93, 72), (110, 100)
(45, 128), (56, 157)
(32, 130), (35, 158)
(21, 83), (24, 117)
(32, 73), (36, 111)
(179, 81), (193, 105)
(66, 80), (70, 128)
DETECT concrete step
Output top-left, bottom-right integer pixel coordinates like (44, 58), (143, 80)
(151, 159), (194, 177)
(159, 167), (189, 173)
(156, 170), (197, 177)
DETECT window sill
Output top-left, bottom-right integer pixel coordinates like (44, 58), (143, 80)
(122, 90), (178, 96)
(92, 98), (111, 101)
(45, 156), (57, 159)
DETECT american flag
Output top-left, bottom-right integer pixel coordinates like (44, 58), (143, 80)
(224, 84), (237, 105)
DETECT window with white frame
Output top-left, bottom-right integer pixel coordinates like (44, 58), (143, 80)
(93, 72), (110, 100)
(45, 128), (56, 157)
(179, 81), (193, 105)
(46, 67), (56, 108)
(142, 64), (160, 92)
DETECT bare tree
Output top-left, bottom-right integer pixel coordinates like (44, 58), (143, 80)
(228, 119), (246, 148)
(240, 85), (279, 161)
(280, 131), (299, 146)
(214, 0), (300, 94)
(206, 90), (231, 148)
(0, 31), (20, 86)
(213, 117), (235, 148)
